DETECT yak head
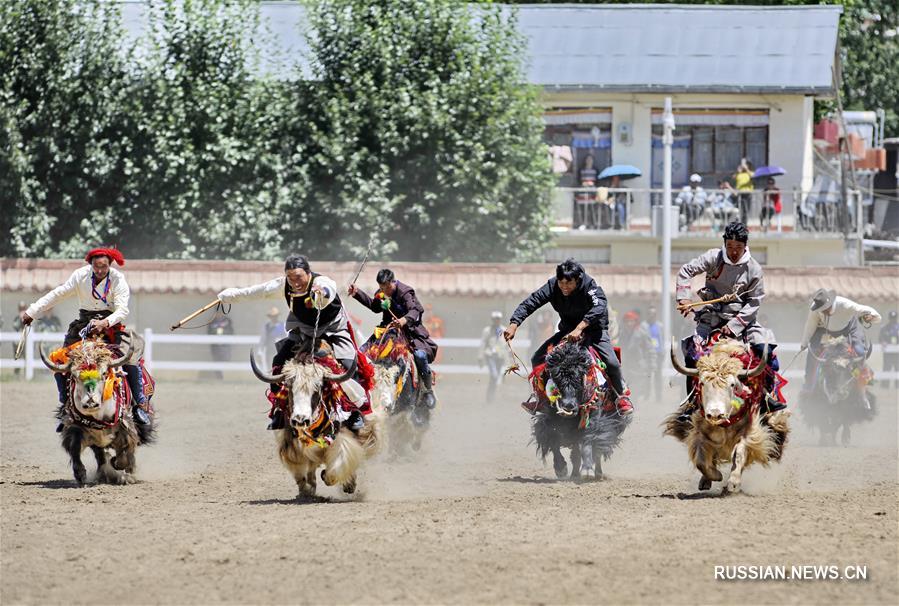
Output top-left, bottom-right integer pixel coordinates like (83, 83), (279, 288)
(250, 347), (356, 429)
(671, 339), (766, 425)
(41, 338), (132, 414)
(545, 342), (594, 417)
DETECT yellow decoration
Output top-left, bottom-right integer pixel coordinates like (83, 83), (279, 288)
(79, 369), (101, 382)
(102, 370), (118, 401)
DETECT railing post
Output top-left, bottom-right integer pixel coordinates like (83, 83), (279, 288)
(25, 329), (35, 380)
(144, 328), (154, 371)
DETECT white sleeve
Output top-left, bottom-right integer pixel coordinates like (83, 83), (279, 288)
(845, 300), (881, 324)
(800, 311), (819, 349)
(26, 269), (79, 318)
(106, 277), (130, 327)
(311, 276), (338, 310)
(218, 277), (285, 303)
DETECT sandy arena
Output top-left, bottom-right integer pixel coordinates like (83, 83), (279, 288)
(1, 375), (896, 605)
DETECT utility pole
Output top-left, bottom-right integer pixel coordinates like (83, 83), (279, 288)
(661, 97), (675, 351)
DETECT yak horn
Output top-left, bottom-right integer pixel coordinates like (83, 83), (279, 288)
(738, 343), (769, 379)
(670, 339), (699, 377)
(323, 357), (357, 383)
(108, 332), (134, 367)
(39, 344), (71, 373)
(250, 352), (286, 384)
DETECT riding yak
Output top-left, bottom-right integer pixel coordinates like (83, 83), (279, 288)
(527, 342), (632, 481)
(666, 338), (789, 494)
(250, 343), (382, 497)
(40, 332), (156, 486)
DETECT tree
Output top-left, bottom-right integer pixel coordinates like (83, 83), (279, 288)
(288, 0), (554, 261)
(0, 0), (132, 257)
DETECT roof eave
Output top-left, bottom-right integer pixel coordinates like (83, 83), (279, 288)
(541, 84), (834, 96)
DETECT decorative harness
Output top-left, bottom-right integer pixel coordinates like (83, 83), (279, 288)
(530, 346), (609, 429)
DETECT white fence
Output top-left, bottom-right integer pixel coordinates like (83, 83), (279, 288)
(2, 330), (897, 381)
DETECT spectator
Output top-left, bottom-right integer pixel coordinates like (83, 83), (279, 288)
(478, 311), (509, 402)
(733, 158), (754, 225)
(760, 177), (782, 232)
(423, 304), (445, 363)
(879, 310), (899, 389)
(675, 173), (707, 231)
(618, 310), (654, 396)
(645, 305), (663, 399)
(710, 179), (739, 232)
(259, 306), (287, 365)
(575, 154), (599, 230)
(207, 313), (234, 380)
(527, 308), (555, 360)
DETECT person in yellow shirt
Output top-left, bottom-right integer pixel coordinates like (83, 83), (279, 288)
(733, 158), (754, 225)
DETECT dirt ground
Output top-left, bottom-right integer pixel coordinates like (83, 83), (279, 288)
(1, 374), (897, 605)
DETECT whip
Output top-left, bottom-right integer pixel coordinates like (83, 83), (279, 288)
(14, 325), (30, 360)
(170, 300), (224, 331)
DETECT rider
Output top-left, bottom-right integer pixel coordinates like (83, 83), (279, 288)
(479, 311), (509, 403)
(217, 254), (368, 431)
(504, 258), (633, 416)
(347, 269), (439, 410)
(676, 221), (783, 414)
(800, 288), (881, 407)
(20, 247), (149, 426)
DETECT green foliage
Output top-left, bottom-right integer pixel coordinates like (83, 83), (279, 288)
(285, 0), (553, 261)
(1, 0), (553, 261)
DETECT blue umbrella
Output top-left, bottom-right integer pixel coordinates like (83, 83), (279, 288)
(598, 164), (642, 181)
(753, 165), (786, 178)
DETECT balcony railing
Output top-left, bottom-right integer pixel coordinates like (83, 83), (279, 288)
(552, 187), (867, 235)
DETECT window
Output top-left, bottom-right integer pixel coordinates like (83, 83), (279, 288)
(544, 108), (613, 187)
(650, 110), (769, 188)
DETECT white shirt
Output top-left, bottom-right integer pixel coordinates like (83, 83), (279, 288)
(218, 275), (338, 309)
(27, 265), (130, 327)
(801, 296), (881, 348)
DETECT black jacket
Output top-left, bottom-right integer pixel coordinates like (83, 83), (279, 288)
(352, 281), (439, 361)
(510, 274), (609, 333)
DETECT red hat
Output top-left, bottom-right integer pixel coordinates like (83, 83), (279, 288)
(85, 247), (125, 266)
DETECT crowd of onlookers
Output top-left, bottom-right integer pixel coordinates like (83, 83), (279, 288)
(573, 155), (783, 232)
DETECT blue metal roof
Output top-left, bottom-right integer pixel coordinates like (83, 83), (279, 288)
(515, 4), (842, 94)
(117, 2), (842, 94)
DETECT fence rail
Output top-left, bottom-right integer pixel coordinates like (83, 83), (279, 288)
(2, 331), (897, 380)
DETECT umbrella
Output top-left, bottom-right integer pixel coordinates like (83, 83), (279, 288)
(753, 165), (786, 178)
(598, 164), (642, 181)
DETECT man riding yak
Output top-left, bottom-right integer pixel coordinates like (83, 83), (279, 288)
(800, 288), (881, 409)
(20, 247), (150, 426)
(347, 268), (439, 410)
(675, 221), (786, 418)
(504, 258), (634, 416)
(217, 254), (370, 431)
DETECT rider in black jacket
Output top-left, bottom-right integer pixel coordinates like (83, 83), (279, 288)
(504, 258), (633, 415)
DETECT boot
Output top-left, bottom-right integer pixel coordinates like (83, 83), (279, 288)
(124, 366), (150, 425)
(420, 371), (436, 410)
(54, 372), (68, 404)
(346, 410), (365, 432)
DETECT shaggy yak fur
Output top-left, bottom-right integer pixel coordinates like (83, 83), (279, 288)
(49, 338), (155, 487)
(665, 339), (789, 493)
(275, 358), (383, 498)
(798, 335), (876, 447)
(532, 343), (631, 481)
(370, 354), (428, 456)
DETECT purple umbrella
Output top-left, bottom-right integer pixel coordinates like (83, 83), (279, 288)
(753, 166), (786, 178)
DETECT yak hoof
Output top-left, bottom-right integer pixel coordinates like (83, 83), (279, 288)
(342, 478), (357, 494)
(725, 479), (742, 494)
(321, 469), (337, 487)
(553, 462), (568, 479)
(577, 468), (596, 483)
(698, 477), (712, 491)
(298, 483), (316, 498)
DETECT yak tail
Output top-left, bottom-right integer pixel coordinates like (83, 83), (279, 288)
(323, 429), (366, 486)
(663, 407), (693, 443)
(356, 411), (385, 458)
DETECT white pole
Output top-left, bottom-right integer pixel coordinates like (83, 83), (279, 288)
(661, 97), (675, 351)
(24, 328), (35, 380)
(144, 328), (154, 371)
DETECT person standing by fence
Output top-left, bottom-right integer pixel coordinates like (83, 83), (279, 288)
(734, 158), (754, 225)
